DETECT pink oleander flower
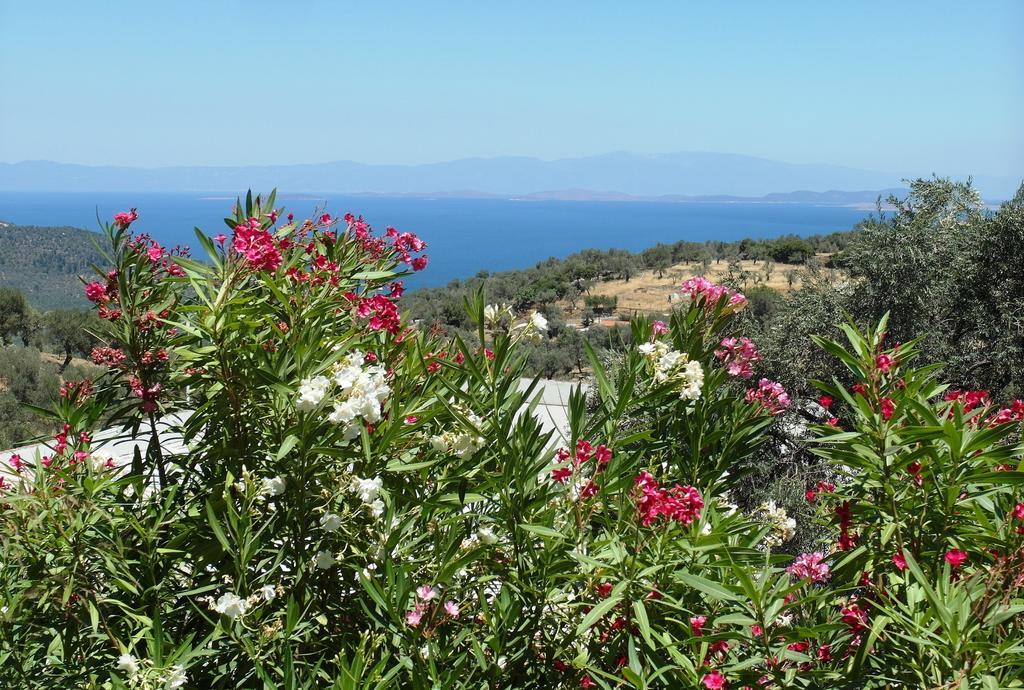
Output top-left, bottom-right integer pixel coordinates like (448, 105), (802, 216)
(356, 295), (401, 334)
(880, 397), (896, 421)
(987, 400), (1024, 426)
(745, 378), (790, 415)
(405, 609), (423, 626)
(944, 389), (990, 412)
(113, 208), (138, 228)
(634, 471), (703, 527)
(714, 336), (761, 379)
(651, 320), (668, 336)
(551, 467), (572, 483)
(416, 585), (437, 601)
(875, 353), (893, 373)
(690, 615), (706, 636)
(680, 276), (747, 312)
(84, 281), (108, 303)
(944, 549), (968, 569)
(702, 669), (727, 689)
(787, 552), (830, 583)
(892, 551), (907, 571)
(841, 601), (868, 632)
(444, 601), (459, 617)
(129, 378), (162, 412)
(232, 217), (282, 271)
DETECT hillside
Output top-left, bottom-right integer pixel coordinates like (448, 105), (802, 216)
(582, 255), (836, 316)
(0, 222), (102, 310)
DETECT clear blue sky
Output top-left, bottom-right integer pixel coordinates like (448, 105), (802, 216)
(0, 1), (1020, 177)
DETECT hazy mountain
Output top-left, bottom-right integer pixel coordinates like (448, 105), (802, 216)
(512, 188), (909, 205)
(0, 153), (1017, 199)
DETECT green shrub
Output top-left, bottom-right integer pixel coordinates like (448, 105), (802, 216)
(1, 195), (1021, 689)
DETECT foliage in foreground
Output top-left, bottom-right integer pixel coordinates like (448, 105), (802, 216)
(1, 196), (1022, 689)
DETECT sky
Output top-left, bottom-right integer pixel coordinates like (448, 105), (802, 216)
(0, 1), (1021, 178)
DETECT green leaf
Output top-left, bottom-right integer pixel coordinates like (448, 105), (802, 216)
(632, 600), (654, 647)
(206, 501), (233, 556)
(576, 595), (623, 635)
(902, 552), (951, 630)
(351, 270), (396, 281)
(518, 523), (564, 540)
(674, 571), (740, 602)
(276, 434), (300, 460)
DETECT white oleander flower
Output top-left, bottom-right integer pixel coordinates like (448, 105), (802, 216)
(314, 550), (337, 569)
(477, 526), (498, 545)
(679, 360), (705, 400)
(342, 420), (362, 440)
(320, 513), (342, 532)
(164, 664), (187, 689)
(775, 612), (794, 627)
(757, 500), (798, 547)
(212, 592), (249, 620)
(260, 585), (277, 602)
(353, 476), (383, 504)
(657, 349), (684, 374)
(369, 499), (385, 518)
(329, 399), (359, 424)
(262, 476), (286, 497)
(116, 653), (139, 676)
(641, 340), (704, 400)
(530, 310), (549, 333)
(296, 375), (330, 411)
(451, 432), (485, 458)
(313, 353), (391, 438)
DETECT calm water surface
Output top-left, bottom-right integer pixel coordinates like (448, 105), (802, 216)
(0, 192), (870, 288)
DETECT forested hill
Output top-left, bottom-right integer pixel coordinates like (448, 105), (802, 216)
(0, 222), (102, 310)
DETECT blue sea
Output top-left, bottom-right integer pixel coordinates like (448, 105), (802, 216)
(0, 192), (870, 289)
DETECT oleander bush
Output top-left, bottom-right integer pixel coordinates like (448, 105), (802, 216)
(1, 194), (1022, 689)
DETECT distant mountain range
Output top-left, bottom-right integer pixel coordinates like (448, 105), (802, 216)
(1, 152), (1018, 200)
(505, 188), (911, 208)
